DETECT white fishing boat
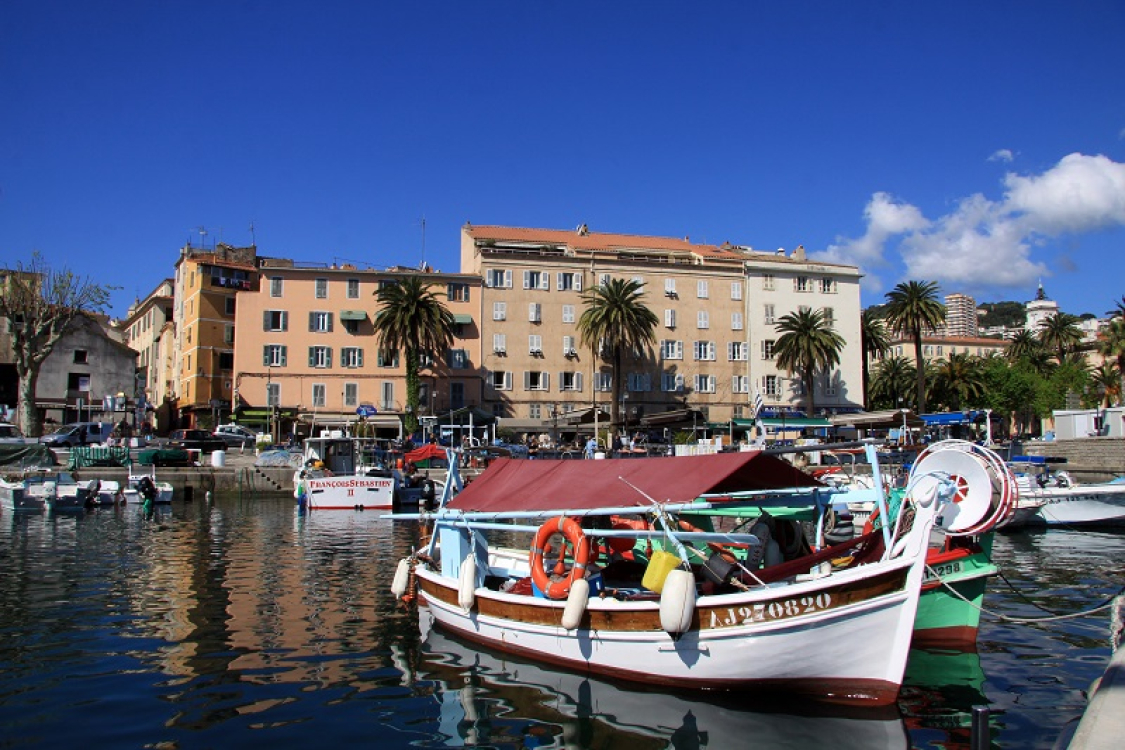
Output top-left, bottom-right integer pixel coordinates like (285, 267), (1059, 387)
(390, 445), (984, 706)
(0, 470), (91, 512)
(83, 478), (137, 505)
(294, 432), (438, 511)
(1003, 459), (1125, 527)
(129, 472), (174, 504)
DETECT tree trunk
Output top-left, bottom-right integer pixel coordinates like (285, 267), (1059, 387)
(912, 330), (926, 414)
(17, 369), (41, 437)
(404, 350), (420, 435)
(804, 371), (816, 417)
(609, 349), (623, 430)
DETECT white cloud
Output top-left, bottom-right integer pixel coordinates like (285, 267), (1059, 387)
(988, 149), (1014, 162)
(823, 153), (1125, 295)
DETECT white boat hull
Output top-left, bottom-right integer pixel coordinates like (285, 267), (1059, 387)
(300, 474), (396, 510)
(1026, 486), (1125, 526)
(416, 554), (925, 706)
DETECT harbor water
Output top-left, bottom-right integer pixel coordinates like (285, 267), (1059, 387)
(0, 496), (1122, 749)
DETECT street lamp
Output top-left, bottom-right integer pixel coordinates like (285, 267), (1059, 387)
(621, 392), (629, 444)
(550, 403), (558, 449)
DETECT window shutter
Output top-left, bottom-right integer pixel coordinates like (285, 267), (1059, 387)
(524, 371), (531, 391)
(484, 270), (493, 288)
(556, 272), (564, 291)
(676, 374), (684, 392)
(574, 274), (582, 291)
(308, 312), (315, 332)
(504, 372), (512, 390)
(263, 311), (271, 331)
(326, 348), (332, 368)
(327, 313), (334, 332)
(280, 346), (287, 366)
(523, 270), (531, 289)
(308, 347), (316, 367)
(539, 273), (549, 290)
(263, 346), (270, 366)
(357, 349), (364, 368)
(504, 270), (512, 288)
(575, 372), (583, 392)
(542, 372), (550, 391)
(280, 312), (288, 332)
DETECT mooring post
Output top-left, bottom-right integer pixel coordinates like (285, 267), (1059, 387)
(971, 705), (990, 749)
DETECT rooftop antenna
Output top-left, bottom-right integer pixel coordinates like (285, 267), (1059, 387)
(249, 220), (256, 246)
(420, 215), (427, 268)
(198, 225), (208, 249)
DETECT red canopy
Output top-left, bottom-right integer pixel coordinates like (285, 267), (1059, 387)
(447, 452), (822, 513)
(405, 443), (447, 464)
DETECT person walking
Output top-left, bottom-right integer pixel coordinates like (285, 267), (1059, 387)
(585, 436), (597, 459)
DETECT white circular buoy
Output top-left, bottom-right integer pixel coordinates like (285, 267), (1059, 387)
(391, 558), (411, 598)
(912, 449), (993, 532)
(458, 556), (477, 611)
(561, 578), (589, 631)
(659, 568), (696, 634)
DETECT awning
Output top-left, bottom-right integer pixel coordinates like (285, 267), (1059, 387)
(829, 410), (924, 429)
(639, 408), (705, 427)
(446, 452), (823, 513)
(299, 412), (402, 429)
(497, 417), (547, 432)
(339, 310), (367, 321)
(453, 314), (473, 324)
(921, 412), (973, 426)
(730, 417), (831, 428)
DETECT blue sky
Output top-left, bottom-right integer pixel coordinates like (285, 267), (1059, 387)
(3, 1), (1124, 320)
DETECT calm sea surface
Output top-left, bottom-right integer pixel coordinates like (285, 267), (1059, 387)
(1, 496), (1122, 749)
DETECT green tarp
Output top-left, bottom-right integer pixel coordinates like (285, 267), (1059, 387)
(67, 446), (133, 469)
(137, 448), (193, 467)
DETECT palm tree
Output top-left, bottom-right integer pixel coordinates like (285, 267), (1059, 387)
(773, 308), (846, 417)
(371, 276), (456, 434)
(931, 353), (985, 411)
(1105, 296), (1125, 320)
(870, 355), (916, 410)
(1089, 362), (1122, 408)
(577, 278), (659, 430)
(1038, 312), (1083, 364)
(860, 309), (891, 410)
(1097, 318), (1125, 400)
(1006, 330), (1042, 362)
(882, 281), (946, 414)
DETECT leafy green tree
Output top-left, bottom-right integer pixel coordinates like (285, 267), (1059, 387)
(1088, 362), (1122, 407)
(882, 280), (946, 414)
(773, 308), (846, 416)
(0, 252), (113, 435)
(869, 355), (916, 410)
(1037, 312), (1084, 364)
(1097, 318), (1125, 399)
(860, 309), (891, 410)
(977, 301), (1027, 329)
(577, 278), (658, 430)
(1105, 296), (1125, 320)
(371, 276), (455, 434)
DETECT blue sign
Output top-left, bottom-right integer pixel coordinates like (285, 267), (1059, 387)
(355, 405), (378, 418)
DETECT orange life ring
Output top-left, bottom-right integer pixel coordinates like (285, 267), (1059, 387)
(529, 516), (593, 600)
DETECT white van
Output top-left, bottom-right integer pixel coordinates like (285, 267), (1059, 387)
(41, 422), (115, 447)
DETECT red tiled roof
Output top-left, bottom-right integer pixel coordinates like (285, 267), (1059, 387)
(464, 224), (744, 260)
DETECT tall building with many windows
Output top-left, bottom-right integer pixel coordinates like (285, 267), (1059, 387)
(461, 224), (863, 435)
(120, 279), (176, 429)
(939, 293), (979, 338)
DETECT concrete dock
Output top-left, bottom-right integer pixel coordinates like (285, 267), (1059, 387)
(1068, 597), (1125, 749)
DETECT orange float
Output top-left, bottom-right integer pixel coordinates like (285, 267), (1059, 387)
(529, 516), (593, 600)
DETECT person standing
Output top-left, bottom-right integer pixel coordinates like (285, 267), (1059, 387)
(585, 436), (597, 459)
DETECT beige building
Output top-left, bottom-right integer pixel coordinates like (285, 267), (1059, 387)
(938, 293), (979, 338)
(873, 335), (1010, 367)
(172, 243), (258, 428)
(233, 260), (483, 440)
(461, 224), (864, 434)
(120, 279), (176, 428)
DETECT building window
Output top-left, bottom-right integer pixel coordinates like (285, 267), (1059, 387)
(309, 346), (332, 369)
(594, 372), (612, 392)
(562, 335), (577, 357)
(528, 334), (543, 355)
(823, 307), (835, 328)
(694, 374), (716, 393)
(529, 403), (542, 419)
(311, 383), (326, 408)
(270, 277), (283, 297)
(732, 375), (750, 394)
(560, 372), (583, 391)
(341, 347), (364, 368)
(264, 344), (287, 367)
(697, 280), (709, 299)
(344, 382), (358, 407)
(660, 340), (683, 360)
(664, 278), (677, 297)
(315, 278), (328, 298)
(824, 371), (838, 397)
(762, 274), (775, 291)
(73, 350), (88, 364)
(762, 339), (776, 360)
(525, 371), (549, 391)
(556, 272), (583, 291)
(493, 333), (507, 354)
(631, 276), (645, 292)
(627, 372), (652, 392)
(219, 352), (234, 369)
(795, 276), (809, 292)
(225, 297), (236, 315)
(347, 279), (360, 299)
(523, 270), (549, 290)
(491, 371), (513, 391)
(661, 372), (684, 392)
(599, 272), (611, 286)
(343, 318), (360, 335)
(697, 310), (709, 329)
(309, 311), (334, 333)
(731, 312), (743, 330)
(562, 304), (575, 324)
(693, 341), (716, 361)
(447, 282), (470, 302)
(377, 350), (399, 368)
(529, 302), (542, 323)
(380, 382), (395, 411)
(267, 382), (280, 407)
(762, 375), (781, 397)
(731, 281), (742, 301)
(447, 349), (468, 369)
(493, 301), (507, 321)
(728, 342), (748, 361)
(665, 309), (676, 328)
(485, 268), (512, 288)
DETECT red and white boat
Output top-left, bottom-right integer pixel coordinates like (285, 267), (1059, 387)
(391, 447), (977, 706)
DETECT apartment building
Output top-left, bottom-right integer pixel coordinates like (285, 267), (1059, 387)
(234, 260), (482, 439)
(172, 243), (258, 428)
(120, 279), (176, 428)
(461, 224), (864, 433)
(873, 335), (1010, 368)
(938, 293), (979, 338)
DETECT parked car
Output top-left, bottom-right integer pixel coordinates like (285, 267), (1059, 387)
(40, 422), (114, 447)
(213, 424), (257, 448)
(167, 429), (227, 453)
(0, 422), (26, 444)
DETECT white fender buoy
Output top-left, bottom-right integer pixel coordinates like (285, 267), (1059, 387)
(561, 578), (590, 631)
(659, 569), (696, 634)
(391, 558), (411, 598)
(458, 556), (477, 611)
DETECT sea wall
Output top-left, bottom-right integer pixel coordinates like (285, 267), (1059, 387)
(1020, 437), (1125, 482)
(72, 465), (295, 500)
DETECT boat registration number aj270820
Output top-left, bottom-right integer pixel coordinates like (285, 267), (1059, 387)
(706, 593), (833, 629)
